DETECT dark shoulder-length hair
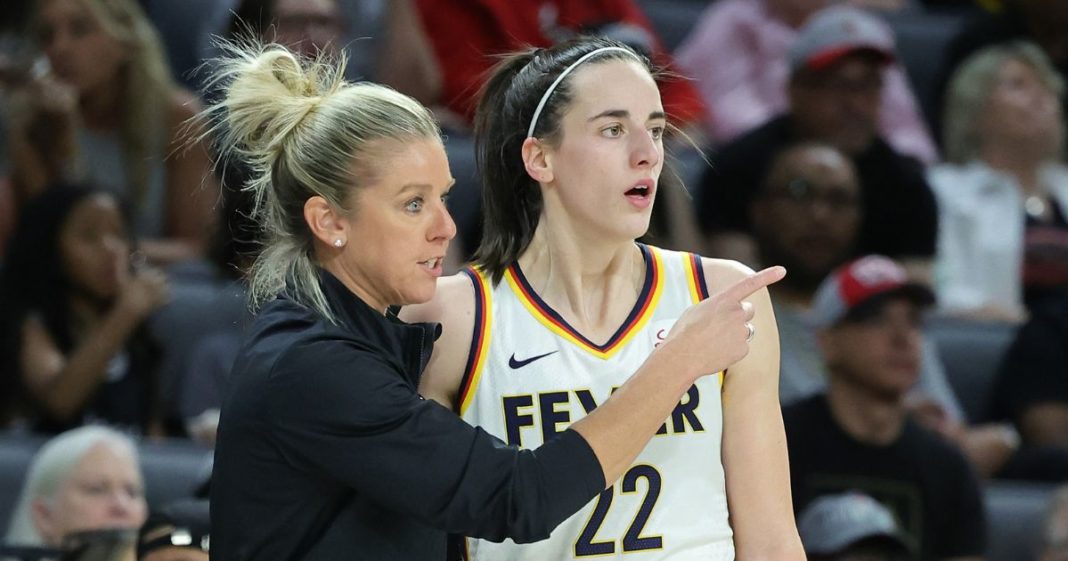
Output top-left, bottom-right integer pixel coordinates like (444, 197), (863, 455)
(0, 184), (141, 421)
(1, 185), (119, 349)
(471, 37), (657, 283)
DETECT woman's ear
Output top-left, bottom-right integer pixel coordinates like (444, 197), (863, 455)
(303, 196), (348, 249)
(31, 498), (59, 545)
(521, 137), (554, 185)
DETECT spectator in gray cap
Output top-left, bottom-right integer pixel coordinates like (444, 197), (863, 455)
(786, 5), (900, 156)
(695, 5), (938, 279)
(675, 0), (934, 160)
(798, 491), (915, 561)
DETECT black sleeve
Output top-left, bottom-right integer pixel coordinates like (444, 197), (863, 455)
(935, 447), (987, 558)
(264, 338), (605, 544)
(992, 309), (1068, 422)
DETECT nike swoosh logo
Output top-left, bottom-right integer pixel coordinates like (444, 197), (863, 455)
(508, 351), (559, 369)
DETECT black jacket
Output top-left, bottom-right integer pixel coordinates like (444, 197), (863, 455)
(210, 271), (604, 561)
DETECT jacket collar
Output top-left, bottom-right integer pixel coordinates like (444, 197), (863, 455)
(317, 269), (439, 386)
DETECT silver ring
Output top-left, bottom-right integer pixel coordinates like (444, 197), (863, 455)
(745, 322), (755, 343)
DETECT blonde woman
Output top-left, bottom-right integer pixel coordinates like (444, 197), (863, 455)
(932, 41), (1068, 320)
(6, 425), (147, 560)
(11, 0), (217, 265)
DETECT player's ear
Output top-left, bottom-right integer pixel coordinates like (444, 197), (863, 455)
(522, 137), (554, 184)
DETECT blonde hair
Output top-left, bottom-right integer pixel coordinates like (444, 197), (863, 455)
(5, 426), (140, 546)
(943, 41), (1065, 164)
(41, 0), (176, 208)
(200, 41), (440, 321)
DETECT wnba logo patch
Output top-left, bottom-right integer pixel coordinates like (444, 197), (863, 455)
(650, 319), (679, 348)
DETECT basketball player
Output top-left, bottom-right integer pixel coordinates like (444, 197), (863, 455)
(403, 37), (804, 560)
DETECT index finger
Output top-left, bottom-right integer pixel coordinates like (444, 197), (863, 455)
(718, 266), (787, 302)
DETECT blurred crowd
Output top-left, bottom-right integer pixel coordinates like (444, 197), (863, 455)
(1, 0), (1067, 560)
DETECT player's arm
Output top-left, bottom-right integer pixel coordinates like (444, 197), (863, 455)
(702, 258), (806, 561)
(400, 273), (475, 410)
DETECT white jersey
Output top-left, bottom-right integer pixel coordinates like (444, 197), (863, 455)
(458, 244), (734, 560)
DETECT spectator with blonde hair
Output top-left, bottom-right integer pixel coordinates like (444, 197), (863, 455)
(5, 425), (146, 560)
(10, 0), (218, 266)
(931, 41), (1068, 321)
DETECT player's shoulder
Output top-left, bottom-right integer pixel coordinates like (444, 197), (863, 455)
(439, 269), (482, 301)
(695, 256), (755, 294)
(400, 271), (478, 325)
(641, 244), (754, 295)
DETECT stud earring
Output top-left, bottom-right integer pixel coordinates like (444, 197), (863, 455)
(334, 239), (344, 248)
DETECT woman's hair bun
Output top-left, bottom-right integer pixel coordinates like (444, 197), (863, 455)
(206, 42), (345, 156)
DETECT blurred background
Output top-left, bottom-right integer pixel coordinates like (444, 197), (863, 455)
(0, 1), (1066, 560)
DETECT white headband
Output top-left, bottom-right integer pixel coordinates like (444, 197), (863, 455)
(526, 46), (636, 139)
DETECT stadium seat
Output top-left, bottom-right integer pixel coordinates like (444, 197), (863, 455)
(138, 439), (213, 508)
(927, 317), (1017, 423)
(883, 10), (970, 136)
(984, 481), (1056, 561)
(149, 276), (248, 422)
(0, 435), (43, 531)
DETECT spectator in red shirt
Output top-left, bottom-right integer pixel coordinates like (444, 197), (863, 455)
(415, 0), (706, 131)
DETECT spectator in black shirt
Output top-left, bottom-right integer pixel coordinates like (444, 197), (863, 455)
(203, 41), (784, 561)
(697, 6), (938, 275)
(991, 298), (1068, 449)
(784, 255), (986, 561)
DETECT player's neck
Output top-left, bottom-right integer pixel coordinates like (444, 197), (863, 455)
(519, 227), (644, 340)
